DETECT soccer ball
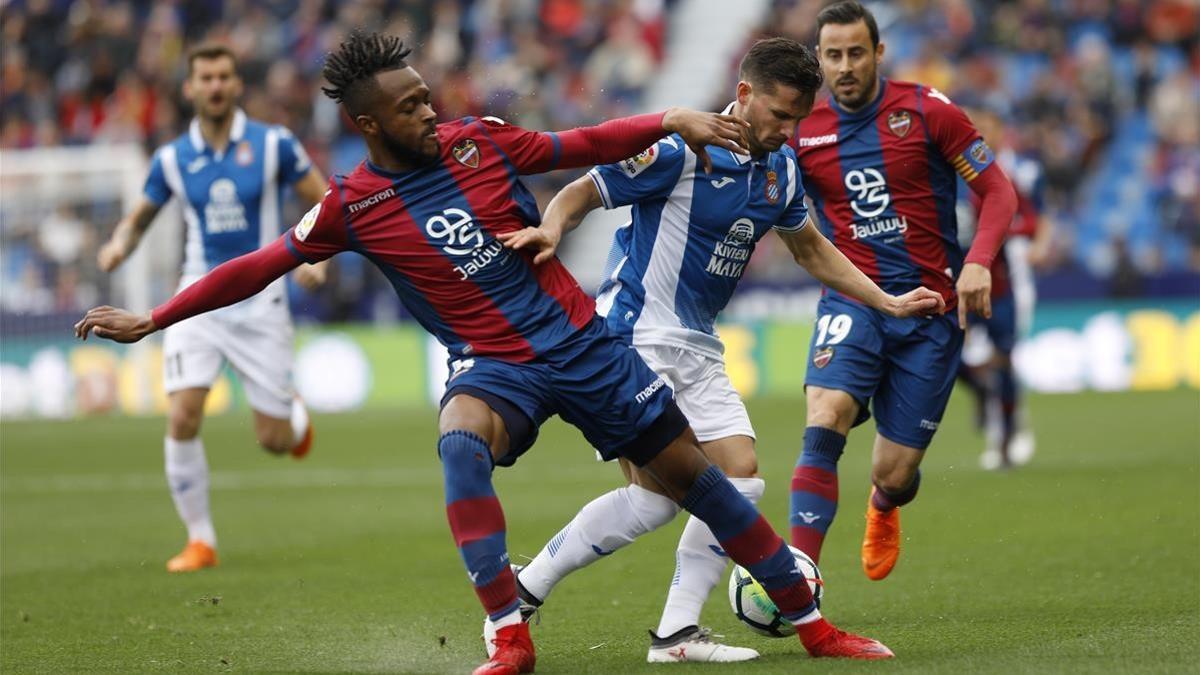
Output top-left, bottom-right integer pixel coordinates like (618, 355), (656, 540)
(727, 546), (823, 638)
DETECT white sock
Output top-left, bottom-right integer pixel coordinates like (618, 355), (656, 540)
(655, 477), (765, 637)
(491, 606), (523, 630)
(519, 484), (679, 602)
(289, 398), (309, 449)
(164, 436), (216, 547)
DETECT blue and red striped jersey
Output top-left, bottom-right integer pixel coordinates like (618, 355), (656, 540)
(286, 116), (595, 362)
(789, 79), (995, 307)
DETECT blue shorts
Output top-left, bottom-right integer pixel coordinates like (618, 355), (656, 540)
(969, 292), (1016, 354)
(804, 294), (964, 450)
(441, 317), (681, 467)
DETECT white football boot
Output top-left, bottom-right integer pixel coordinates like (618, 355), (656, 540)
(646, 625), (760, 663)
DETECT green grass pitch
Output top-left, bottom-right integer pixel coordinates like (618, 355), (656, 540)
(2, 389), (1197, 673)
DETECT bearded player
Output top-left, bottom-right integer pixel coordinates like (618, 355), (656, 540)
(786, 2), (1018, 579)
(78, 31), (895, 675)
(96, 44), (327, 573)
(491, 38), (943, 663)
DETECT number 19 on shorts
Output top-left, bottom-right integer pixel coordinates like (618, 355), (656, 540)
(815, 314), (853, 346)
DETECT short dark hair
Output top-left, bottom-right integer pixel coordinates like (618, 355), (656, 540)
(186, 44), (238, 77)
(739, 37), (823, 94)
(817, 1), (880, 48)
(322, 31), (413, 115)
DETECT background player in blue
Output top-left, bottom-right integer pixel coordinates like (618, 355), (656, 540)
(786, 1), (1017, 581)
(493, 38), (943, 663)
(95, 44), (329, 573)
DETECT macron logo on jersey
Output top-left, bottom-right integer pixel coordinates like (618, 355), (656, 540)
(348, 188), (396, 214)
(796, 133), (838, 147)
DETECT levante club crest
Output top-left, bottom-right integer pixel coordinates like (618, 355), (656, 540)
(887, 110), (911, 137)
(765, 170), (780, 204)
(813, 346), (834, 369)
(453, 139), (480, 168)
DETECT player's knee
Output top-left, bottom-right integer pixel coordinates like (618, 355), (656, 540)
(255, 425), (292, 455)
(806, 389), (858, 432)
(716, 452), (758, 478)
(167, 407), (203, 440)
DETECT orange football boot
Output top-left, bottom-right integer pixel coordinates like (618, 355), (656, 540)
(166, 540), (218, 573)
(291, 423), (314, 460)
(861, 488), (901, 580)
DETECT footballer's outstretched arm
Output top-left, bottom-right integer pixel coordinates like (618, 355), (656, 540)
(778, 219), (945, 319)
(97, 197), (163, 272)
(497, 174), (603, 264)
(554, 109), (749, 174)
(75, 237), (302, 343)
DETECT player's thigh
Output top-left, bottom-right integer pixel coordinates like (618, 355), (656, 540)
(633, 426), (712, 504)
(668, 349), (757, 477)
(219, 317), (295, 421)
(803, 295), (885, 431)
(439, 356), (552, 466)
(549, 325), (684, 466)
(874, 314), (964, 451)
(162, 317), (224, 399)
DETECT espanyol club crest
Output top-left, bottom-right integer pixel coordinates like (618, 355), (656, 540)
(765, 170), (780, 204)
(812, 346), (834, 369)
(453, 139), (480, 168)
(235, 141), (254, 166)
(887, 111), (911, 138)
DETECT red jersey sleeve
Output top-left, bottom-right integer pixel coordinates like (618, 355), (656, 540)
(923, 87), (996, 183)
(472, 113), (671, 175)
(287, 180), (350, 263)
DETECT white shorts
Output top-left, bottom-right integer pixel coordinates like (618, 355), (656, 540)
(636, 342), (755, 443)
(163, 311), (295, 419)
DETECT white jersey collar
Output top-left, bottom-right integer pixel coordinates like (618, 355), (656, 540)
(189, 108), (248, 154)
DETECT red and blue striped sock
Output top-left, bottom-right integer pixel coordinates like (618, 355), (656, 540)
(681, 465), (818, 624)
(440, 431), (519, 621)
(789, 426), (845, 563)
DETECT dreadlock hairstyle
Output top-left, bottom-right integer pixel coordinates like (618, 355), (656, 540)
(322, 31), (413, 116)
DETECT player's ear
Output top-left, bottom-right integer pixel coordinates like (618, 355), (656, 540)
(736, 80), (752, 107)
(875, 41), (886, 65)
(354, 114), (378, 136)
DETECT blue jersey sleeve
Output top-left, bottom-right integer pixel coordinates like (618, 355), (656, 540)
(143, 149), (171, 206)
(276, 126), (313, 185)
(775, 154), (810, 232)
(587, 135), (687, 209)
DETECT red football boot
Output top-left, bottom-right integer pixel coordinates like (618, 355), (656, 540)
(475, 622), (536, 675)
(797, 618), (894, 659)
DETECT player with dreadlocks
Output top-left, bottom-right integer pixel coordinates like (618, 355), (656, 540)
(76, 31), (896, 673)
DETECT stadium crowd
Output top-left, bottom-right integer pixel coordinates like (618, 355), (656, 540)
(1, 0), (1196, 321)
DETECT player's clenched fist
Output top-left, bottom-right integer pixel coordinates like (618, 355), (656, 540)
(74, 306), (157, 343)
(955, 262), (992, 327)
(662, 108), (751, 174)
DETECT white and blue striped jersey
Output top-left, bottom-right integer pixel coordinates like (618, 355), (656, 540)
(143, 109), (311, 318)
(589, 122), (809, 357)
